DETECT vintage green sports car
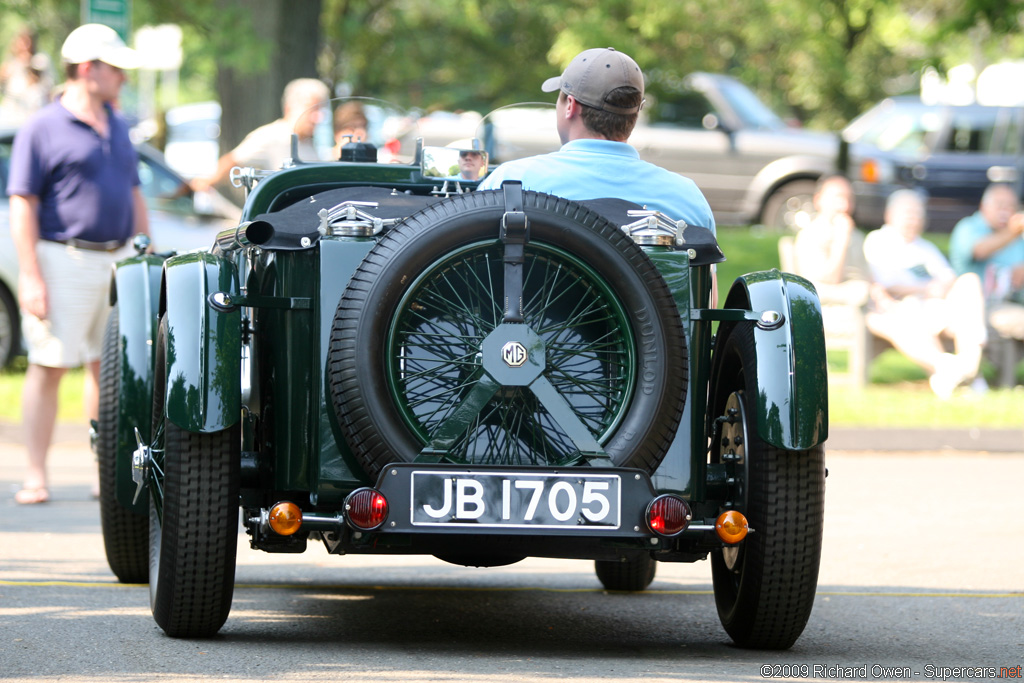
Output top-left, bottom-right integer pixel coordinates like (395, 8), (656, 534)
(97, 103), (827, 648)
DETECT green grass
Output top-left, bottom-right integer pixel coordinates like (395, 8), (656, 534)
(1, 226), (1019, 429)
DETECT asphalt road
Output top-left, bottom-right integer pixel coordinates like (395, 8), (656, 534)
(1, 428), (1022, 683)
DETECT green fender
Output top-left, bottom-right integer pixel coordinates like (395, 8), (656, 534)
(722, 269), (828, 450)
(110, 254), (166, 510)
(160, 251), (241, 433)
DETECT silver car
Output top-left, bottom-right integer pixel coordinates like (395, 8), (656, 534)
(0, 130), (240, 367)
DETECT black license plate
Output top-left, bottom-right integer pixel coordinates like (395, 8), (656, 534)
(410, 471), (621, 529)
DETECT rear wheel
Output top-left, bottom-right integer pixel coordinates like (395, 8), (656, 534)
(148, 317), (240, 637)
(97, 305), (149, 584)
(594, 554), (657, 591)
(708, 322), (825, 649)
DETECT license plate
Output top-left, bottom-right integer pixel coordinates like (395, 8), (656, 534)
(410, 471), (621, 529)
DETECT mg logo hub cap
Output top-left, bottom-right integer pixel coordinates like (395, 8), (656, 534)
(480, 324), (546, 386)
(501, 341), (528, 367)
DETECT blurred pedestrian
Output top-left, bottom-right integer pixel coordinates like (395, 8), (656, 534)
(192, 78), (330, 191)
(0, 26), (55, 125)
(6, 24), (148, 504)
(792, 174), (870, 301)
(949, 183), (1024, 342)
(478, 47), (715, 232)
(864, 190), (986, 398)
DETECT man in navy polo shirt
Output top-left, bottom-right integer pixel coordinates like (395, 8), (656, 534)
(7, 23), (149, 504)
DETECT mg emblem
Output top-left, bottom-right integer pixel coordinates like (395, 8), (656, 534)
(501, 341), (528, 368)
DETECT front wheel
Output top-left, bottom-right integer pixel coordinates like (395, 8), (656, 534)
(708, 323), (825, 649)
(148, 317), (240, 638)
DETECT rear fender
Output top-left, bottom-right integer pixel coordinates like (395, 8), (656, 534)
(722, 269), (828, 450)
(159, 252), (241, 433)
(110, 254), (165, 510)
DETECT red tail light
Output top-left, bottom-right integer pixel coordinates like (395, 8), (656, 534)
(646, 494), (691, 537)
(344, 487), (389, 531)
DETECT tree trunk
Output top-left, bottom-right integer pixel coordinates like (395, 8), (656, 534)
(215, 0), (322, 154)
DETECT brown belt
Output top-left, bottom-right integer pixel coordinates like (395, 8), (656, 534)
(46, 237), (128, 252)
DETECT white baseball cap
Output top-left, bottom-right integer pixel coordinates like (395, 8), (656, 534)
(61, 23), (140, 70)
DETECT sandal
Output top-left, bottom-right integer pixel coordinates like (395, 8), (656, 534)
(15, 487), (50, 505)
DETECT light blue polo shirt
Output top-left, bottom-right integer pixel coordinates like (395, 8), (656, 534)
(478, 139), (716, 233)
(949, 211), (1024, 279)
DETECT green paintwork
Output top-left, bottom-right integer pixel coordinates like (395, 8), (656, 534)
(645, 249), (696, 497)
(241, 161), (433, 219)
(161, 252), (242, 433)
(315, 237), (377, 498)
(722, 269), (828, 450)
(111, 253), (165, 511)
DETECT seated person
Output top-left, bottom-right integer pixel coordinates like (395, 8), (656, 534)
(949, 183), (1024, 343)
(864, 189), (986, 398)
(477, 47), (714, 234)
(333, 100), (369, 158)
(792, 174), (870, 304)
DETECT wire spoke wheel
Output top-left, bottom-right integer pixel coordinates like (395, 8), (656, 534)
(387, 241), (634, 467)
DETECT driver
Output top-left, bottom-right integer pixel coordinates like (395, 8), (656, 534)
(477, 47), (715, 234)
(456, 149), (484, 180)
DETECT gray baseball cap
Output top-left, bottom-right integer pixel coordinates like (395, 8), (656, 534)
(541, 47), (645, 115)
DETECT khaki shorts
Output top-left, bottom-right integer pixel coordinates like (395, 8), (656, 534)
(21, 240), (133, 368)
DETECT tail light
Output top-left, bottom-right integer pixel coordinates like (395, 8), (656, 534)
(344, 487), (389, 531)
(646, 494), (692, 537)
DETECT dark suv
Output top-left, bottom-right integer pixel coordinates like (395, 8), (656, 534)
(843, 96), (1024, 231)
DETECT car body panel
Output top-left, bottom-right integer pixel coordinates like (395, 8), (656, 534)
(721, 270), (828, 451)
(110, 254), (165, 510)
(160, 251), (241, 433)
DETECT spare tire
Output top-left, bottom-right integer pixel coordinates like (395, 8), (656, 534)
(327, 190), (687, 479)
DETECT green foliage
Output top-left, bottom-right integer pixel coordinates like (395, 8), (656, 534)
(6, 0), (1024, 131)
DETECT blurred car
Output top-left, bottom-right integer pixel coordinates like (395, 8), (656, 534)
(842, 96), (1024, 231)
(162, 100), (222, 179)
(0, 128), (241, 367)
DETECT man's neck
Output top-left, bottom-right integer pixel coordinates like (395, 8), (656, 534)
(60, 81), (110, 134)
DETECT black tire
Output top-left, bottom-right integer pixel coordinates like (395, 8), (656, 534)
(761, 179), (818, 229)
(595, 553), (657, 591)
(708, 322), (825, 650)
(149, 317), (240, 637)
(97, 305), (149, 584)
(327, 190), (687, 480)
(0, 283), (20, 368)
